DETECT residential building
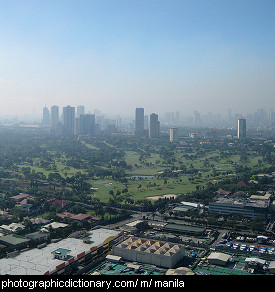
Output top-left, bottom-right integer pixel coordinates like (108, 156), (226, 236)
(170, 127), (178, 142)
(76, 105), (85, 118)
(63, 106), (75, 136)
(50, 105), (59, 131)
(149, 113), (160, 138)
(238, 118), (246, 138)
(135, 108), (145, 136)
(79, 114), (95, 135)
(41, 106), (50, 125)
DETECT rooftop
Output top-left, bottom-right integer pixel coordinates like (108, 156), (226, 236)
(116, 237), (183, 257)
(0, 227), (121, 275)
(211, 196), (269, 208)
(85, 259), (166, 275)
(0, 234), (30, 246)
(10, 193), (29, 200)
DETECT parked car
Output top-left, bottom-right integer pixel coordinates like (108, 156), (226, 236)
(232, 243), (240, 249)
(259, 247), (267, 254)
(249, 245), (256, 252)
(236, 236), (245, 241)
(226, 242), (233, 247)
(240, 244), (247, 251)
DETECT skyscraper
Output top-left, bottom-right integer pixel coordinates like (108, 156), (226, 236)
(51, 105), (59, 129)
(63, 106), (75, 136)
(42, 106), (50, 125)
(76, 105), (85, 118)
(149, 113), (160, 138)
(80, 114), (95, 135)
(238, 118), (246, 138)
(135, 108), (144, 136)
(170, 127), (178, 142)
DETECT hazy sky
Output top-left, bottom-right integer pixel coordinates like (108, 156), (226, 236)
(0, 0), (274, 118)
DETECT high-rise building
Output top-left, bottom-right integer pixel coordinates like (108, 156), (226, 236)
(63, 106), (75, 136)
(76, 105), (85, 118)
(144, 115), (149, 130)
(51, 105), (59, 129)
(79, 114), (95, 135)
(149, 113), (160, 138)
(237, 118), (246, 138)
(135, 108), (144, 136)
(42, 106), (50, 125)
(170, 127), (178, 142)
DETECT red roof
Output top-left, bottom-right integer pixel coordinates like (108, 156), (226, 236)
(237, 181), (247, 185)
(52, 200), (68, 207)
(71, 213), (90, 221)
(18, 198), (28, 205)
(57, 212), (75, 219)
(90, 216), (102, 221)
(216, 190), (231, 195)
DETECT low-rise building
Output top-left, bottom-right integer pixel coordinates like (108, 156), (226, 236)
(0, 223), (25, 233)
(0, 227), (123, 275)
(0, 234), (30, 248)
(207, 252), (231, 266)
(209, 195), (269, 219)
(112, 236), (185, 268)
(25, 231), (50, 242)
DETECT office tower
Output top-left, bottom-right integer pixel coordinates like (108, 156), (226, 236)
(51, 105), (59, 129)
(149, 113), (160, 138)
(85, 114), (94, 135)
(237, 118), (246, 138)
(79, 114), (95, 135)
(170, 127), (178, 142)
(144, 115), (149, 130)
(63, 106), (75, 136)
(135, 108), (144, 136)
(42, 106), (50, 125)
(76, 105), (85, 118)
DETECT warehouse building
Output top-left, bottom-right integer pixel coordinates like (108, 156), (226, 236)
(112, 236), (185, 268)
(0, 227), (123, 275)
(207, 252), (231, 266)
(163, 223), (205, 236)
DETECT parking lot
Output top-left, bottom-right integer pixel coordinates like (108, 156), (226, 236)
(213, 233), (275, 257)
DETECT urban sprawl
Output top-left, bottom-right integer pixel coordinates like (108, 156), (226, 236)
(0, 106), (274, 276)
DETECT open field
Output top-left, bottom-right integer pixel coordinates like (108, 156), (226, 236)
(0, 133), (272, 205)
(14, 145), (273, 204)
(87, 146), (272, 203)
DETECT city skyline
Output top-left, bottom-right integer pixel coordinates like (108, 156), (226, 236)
(0, 0), (275, 117)
(38, 104), (274, 137)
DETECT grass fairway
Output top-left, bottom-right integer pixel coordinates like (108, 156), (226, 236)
(12, 140), (272, 205)
(125, 150), (166, 176)
(90, 148), (272, 204)
(90, 174), (211, 203)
